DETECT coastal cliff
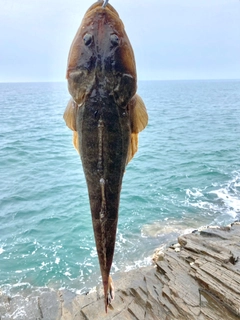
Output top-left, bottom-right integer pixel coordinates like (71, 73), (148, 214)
(1, 222), (240, 319)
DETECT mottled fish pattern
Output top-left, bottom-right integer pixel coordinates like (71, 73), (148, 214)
(63, 1), (148, 312)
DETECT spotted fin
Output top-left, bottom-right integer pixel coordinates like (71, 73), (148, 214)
(126, 94), (148, 165)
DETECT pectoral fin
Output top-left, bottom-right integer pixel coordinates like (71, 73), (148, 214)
(63, 98), (78, 131)
(126, 133), (138, 165)
(126, 94), (148, 164)
(73, 131), (80, 154)
(130, 94), (148, 134)
(63, 98), (80, 154)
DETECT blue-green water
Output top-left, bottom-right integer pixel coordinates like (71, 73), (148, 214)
(0, 80), (240, 295)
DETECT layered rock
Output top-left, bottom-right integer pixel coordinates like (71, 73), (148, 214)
(1, 222), (240, 319)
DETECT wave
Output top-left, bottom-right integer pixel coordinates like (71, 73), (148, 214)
(186, 170), (240, 223)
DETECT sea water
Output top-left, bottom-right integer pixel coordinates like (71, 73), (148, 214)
(0, 80), (240, 296)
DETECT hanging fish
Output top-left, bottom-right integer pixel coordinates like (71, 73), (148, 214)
(63, 0), (148, 312)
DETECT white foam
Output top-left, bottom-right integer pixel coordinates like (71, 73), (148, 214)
(186, 188), (203, 198)
(185, 171), (240, 222)
(55, 257), (60, 264)
(40, 262), (48, 269)
(90, 247), (97, 258)
(118, 233), (127, 244)
(111, 262), (120, 272)
(230, 170), (240, 188)
(0, 247), (5, 255)
(209, 188), (240, 218)
(124, 256), (152, 272)
(12, 282), (31, 289)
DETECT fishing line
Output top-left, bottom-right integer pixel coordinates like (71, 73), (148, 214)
(102, 0), (109, 8)
(98, 0), (109, 8)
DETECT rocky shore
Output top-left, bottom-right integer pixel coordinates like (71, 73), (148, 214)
(1, 222), (240, 320)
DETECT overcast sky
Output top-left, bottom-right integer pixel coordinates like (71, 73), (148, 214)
(0, 0), (239, 82)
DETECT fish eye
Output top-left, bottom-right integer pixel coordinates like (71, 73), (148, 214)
(110, 34), (119, 46)
(83, 33), (93, 46)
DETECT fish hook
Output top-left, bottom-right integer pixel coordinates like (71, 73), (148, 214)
(99, 0), (109, 8)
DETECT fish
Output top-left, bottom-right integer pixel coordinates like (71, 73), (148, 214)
(63, 0), (148, 312)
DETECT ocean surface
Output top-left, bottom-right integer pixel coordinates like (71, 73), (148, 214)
(0, 80), (240, 297)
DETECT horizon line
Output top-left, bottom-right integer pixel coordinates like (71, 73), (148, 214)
(0, 78), (240, 84)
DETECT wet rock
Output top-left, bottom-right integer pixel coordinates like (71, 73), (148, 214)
(0, 223), (240, 319)
(1, 294), (41, 320)
(38, 290), (62, 320)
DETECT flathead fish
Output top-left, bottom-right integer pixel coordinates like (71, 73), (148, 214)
(63, 1), (148, 312)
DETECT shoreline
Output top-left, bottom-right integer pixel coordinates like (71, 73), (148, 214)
(1, 221), (240, 319)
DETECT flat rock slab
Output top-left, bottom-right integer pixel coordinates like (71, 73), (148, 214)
(1, 223), (240, 319)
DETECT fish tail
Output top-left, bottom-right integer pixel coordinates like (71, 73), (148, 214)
(103, 279), (109, 313)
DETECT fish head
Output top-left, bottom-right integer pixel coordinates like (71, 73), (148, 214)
(66, 1), (137, 106)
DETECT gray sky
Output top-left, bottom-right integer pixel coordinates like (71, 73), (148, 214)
(0, 0), (239, 82)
